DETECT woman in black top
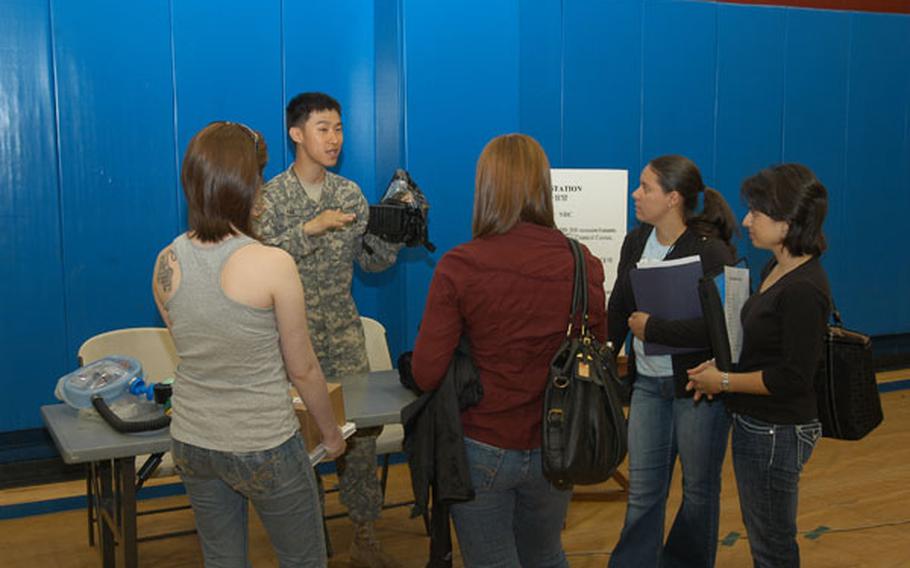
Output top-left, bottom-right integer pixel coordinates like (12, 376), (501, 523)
(608, 155), (737, 568)
(687, 164), (831, 568)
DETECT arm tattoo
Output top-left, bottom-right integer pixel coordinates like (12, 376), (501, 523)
(156, 249), (176, 293)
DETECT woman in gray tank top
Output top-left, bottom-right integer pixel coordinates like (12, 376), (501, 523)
(152, 122), (345, 567)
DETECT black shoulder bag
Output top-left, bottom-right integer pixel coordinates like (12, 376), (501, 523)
(815, 304), (883, 440)
(542, 238), (628, 489)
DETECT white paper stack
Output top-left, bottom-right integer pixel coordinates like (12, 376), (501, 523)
(308, 421), (357, 465)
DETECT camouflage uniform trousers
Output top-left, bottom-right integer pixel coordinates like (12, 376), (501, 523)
(331, 425), (384, 523)
(314, 327), (384, 524)
(315, 421), (384, 523)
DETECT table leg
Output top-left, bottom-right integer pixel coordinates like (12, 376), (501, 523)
(116, 457), (138, 568)
(95, 460), (116, 567)
(87, 463), (95, 547)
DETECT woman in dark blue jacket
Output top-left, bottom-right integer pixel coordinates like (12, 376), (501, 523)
(608, 155), (737, 568)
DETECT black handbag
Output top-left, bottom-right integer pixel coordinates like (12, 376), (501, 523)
(815, 306), (883, 440)
(542, 238), (628, 490)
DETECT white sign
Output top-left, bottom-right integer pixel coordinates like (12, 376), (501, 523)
(551, 168), (628, 302)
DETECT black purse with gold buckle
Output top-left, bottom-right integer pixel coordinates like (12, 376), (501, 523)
(542, 238), (628, 489)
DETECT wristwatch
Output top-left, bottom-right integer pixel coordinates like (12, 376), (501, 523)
(720, 372), (730, 393)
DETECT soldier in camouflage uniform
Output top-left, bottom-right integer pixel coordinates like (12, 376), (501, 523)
(255, 92), (403, 568)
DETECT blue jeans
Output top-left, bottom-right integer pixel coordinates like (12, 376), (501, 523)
(449, 437), (572, 568)
(172, 433), (325, 568)
(731, 413), (821, 568)
(610, 375), (730, 568)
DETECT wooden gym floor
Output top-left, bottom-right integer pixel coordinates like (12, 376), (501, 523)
(1, 377), (909, 567)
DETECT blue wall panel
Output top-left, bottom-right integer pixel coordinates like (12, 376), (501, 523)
(283, 2), (377, 197)
(641, 0), (717, 177)
(563, 0), (643, 177)
(714, 5), (787, 269)
(781, 8), (850, 303)
(51, 1), (179, 376)
(519, 0), (563, 163)
(842, 13), (910, 334)
(375, 0), (404, 186)
(0, 0), (69, 430)
(562, 0), (644, 227)
(401, 0), (521, 348)
(172, 0), (285, 188)
(373, 0), (407, 354)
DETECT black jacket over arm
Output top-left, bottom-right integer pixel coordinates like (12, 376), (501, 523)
(607, 224), (735, 397)
(400, 339), (482, 567)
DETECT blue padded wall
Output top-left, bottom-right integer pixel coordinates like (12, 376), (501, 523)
(172, 0), (286, 186)
(562, 0), (643, 225)
(519, 0), (563, 163)
(1, 0), (909, 432)
(51, 1), (180, 371)
(842, 13), (910, 333)
(0, 0), (69, 430)
(373, 0), (408, 353)
(781, 9), (850, 299)
(641, 1), (718, 177)
(399, 0), (522, 349)
(714, 5), (787, 271)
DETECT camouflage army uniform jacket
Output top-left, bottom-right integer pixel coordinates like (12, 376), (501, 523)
(255, 167), (401, 380)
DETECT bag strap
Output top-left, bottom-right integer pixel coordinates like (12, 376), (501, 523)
(568, 239), (581, 323)
(565, 237), (581, 336)
(830, 299), (843, 327)
(573, 239), (589, 324)
(565, 238), (589, 337)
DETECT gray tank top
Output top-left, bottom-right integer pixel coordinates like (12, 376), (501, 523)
(166, 233), (299, 452)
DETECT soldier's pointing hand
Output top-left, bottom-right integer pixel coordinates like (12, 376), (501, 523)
(304, 209), (356, 236)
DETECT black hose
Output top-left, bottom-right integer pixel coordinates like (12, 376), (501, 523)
(91, 395), (171, 433)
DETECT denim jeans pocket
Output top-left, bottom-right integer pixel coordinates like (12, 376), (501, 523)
(795, 421), (822, 468)
(171, 440), (198, 478)
(464, 437), (505, 492)
(733, 412), (775, 436)
(230, 435), (302, 496)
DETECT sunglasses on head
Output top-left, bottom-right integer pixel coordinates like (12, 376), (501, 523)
(209, 120), (261, 153)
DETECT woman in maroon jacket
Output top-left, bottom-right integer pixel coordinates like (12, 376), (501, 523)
(411, 133), (605, 567)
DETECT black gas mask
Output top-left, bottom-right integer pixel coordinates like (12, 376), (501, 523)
(367, 169), (435, 252)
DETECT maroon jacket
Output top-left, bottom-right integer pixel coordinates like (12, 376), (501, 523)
(412, 222), (606, 449)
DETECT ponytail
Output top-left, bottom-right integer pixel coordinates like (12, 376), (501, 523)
(647, 154), (738, 255)
(686, 187), (737, 255)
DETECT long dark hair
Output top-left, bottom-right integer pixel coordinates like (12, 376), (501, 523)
(741, 163), (827, 256)
(648, 155), (737, 254)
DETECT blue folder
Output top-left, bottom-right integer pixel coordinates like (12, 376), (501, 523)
(629, 256), (703, 356)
